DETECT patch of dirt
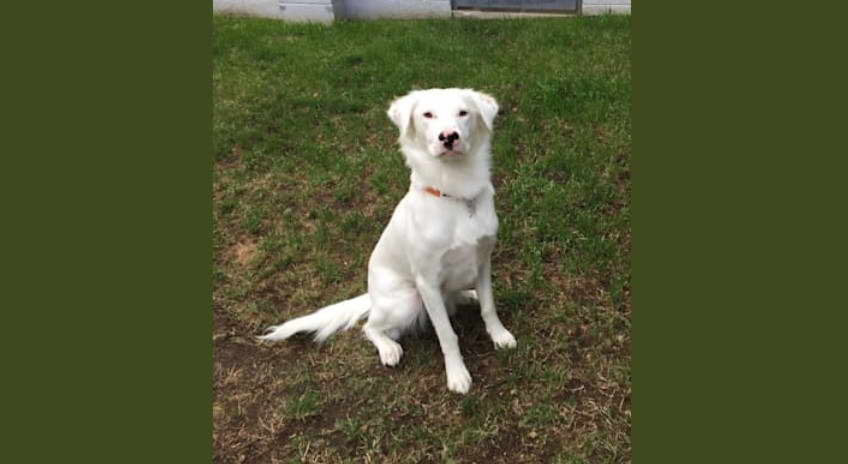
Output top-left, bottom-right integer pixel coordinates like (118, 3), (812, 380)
(461, 425), (560, 464)
(230, 238), (258, 268)
(214, 309), (262, 370)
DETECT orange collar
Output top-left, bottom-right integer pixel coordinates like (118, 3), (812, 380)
(423, 186), (458, 199)
(423, 186), (444, 198)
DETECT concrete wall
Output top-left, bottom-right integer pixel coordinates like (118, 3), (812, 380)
(343, 0), (451, 20)
(213, 0), (345, 23)
(582, 0), (631, 15)
(213, 0), (287, 20)
(212, 0), (631, 22)
(213, 0), (449, 22)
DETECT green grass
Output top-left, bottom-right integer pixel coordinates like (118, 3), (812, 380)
(213, 13), (630, 464)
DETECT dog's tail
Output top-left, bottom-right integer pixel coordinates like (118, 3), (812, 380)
(257, 293), (370, 343)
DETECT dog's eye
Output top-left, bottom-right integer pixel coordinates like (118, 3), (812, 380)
(423, 112), (434, 119)
(458, 110), (468, 117)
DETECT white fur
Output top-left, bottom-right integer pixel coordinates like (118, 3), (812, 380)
(259, 88), (516, 394)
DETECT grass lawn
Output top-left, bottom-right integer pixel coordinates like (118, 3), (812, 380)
(213, 13), (630, 464)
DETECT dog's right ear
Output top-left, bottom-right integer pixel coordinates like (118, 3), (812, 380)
(387, 92), (419, 139)
(466, 90), (499, 132)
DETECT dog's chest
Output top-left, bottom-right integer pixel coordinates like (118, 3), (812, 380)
(439, 215), (496, 291)
(440, 243), (482, 291)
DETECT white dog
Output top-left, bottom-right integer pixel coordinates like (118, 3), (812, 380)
(259, 88), (516, 393)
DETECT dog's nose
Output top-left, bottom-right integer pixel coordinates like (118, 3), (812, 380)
(438, 130), (460, 142)
(438, 130), (460, 148)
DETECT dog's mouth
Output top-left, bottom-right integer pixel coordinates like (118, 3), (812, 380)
(438, 149), (464, 158)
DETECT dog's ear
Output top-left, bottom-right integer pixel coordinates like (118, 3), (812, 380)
(387, 92), (419, 138)
(466, 90), (499, 131)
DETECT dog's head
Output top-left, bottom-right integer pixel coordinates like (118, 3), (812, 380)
(387, 88), (499, 160)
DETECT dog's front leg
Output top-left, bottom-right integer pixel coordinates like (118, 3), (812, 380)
(477, 256), (517, 349)
(415, 278), (472, 394)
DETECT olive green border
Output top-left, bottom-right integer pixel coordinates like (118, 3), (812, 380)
(634, 2), (847, 462)
(6, 1), (212, 462)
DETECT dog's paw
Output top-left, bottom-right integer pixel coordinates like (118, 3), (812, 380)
(446, 364), (472, 394)
(377, 340), (404, 367)
(491, 329), (517, 349)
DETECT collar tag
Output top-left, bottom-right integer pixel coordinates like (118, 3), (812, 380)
(465, 199), (476, 217)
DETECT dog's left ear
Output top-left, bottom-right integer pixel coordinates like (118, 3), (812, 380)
(466, 90), (499, 131)
(387, 92), (419, 139)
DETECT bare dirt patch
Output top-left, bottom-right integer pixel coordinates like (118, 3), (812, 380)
(233, 241), (258, 268)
